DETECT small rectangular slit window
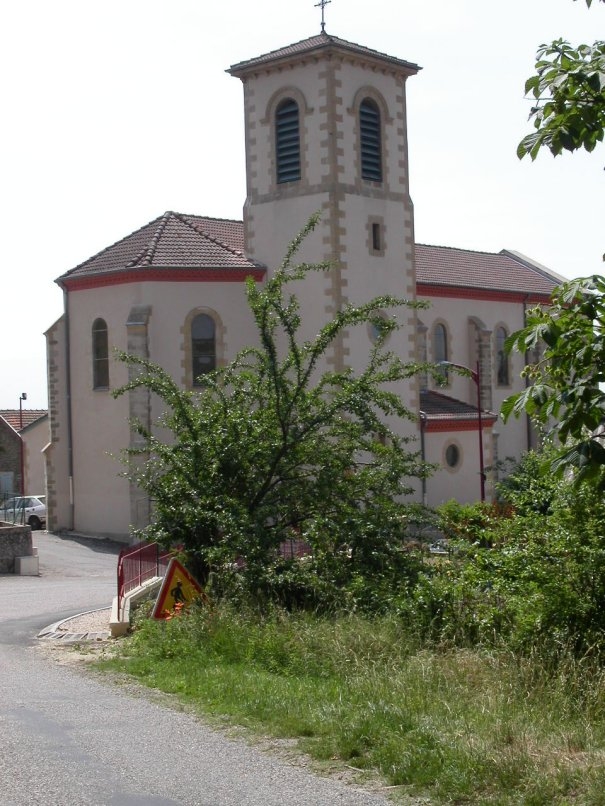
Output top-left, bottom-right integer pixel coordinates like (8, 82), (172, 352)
(372, 223), (381, 252)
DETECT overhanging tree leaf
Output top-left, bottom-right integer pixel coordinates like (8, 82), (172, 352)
(503, 275), (605, 485)
(519, 36), (605, 163)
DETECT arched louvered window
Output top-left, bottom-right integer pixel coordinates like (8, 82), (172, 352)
(191, 314), (216, 385)
(496, 326), (510, 386)
(434, 322), (449, 383)
(275, 98), (301, 184)
(92, 318), (109, 389)
(360, 98), (382, 182)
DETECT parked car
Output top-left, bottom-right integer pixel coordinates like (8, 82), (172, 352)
(0, 495), (46, 530)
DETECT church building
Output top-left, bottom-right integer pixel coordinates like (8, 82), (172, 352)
(44, 30), (561, 542)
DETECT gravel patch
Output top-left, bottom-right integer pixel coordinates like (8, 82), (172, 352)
(39, 607), (113, 643)
(55, 607), (111, 633)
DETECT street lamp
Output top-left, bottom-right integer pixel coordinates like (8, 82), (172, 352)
(418, 410), (428, 506)
(19, 393), (26, 496)
(439, 361), (485, 502)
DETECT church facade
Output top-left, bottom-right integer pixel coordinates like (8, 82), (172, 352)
(44, 32), (560, 541)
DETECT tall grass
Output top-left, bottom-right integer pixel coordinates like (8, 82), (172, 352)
(100, 605), (605, 804)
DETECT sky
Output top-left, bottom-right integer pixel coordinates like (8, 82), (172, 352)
(1, 0), (602, 410)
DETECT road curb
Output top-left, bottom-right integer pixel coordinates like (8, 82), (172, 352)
(38, 607), (112, 643)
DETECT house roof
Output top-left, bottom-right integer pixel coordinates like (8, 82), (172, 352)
(419, 390), (497, 429)
(57, 212), (261, 286)
(0, 410), (48, 432)
(228, 32), (420, 77)
(415, 244), (561, 297)
(57, 213), (560, 300)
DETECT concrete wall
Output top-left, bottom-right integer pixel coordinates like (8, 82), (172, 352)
(0, 524), (33, 573)
(22, 416), (49, 496)
(424, 427), (492, 507)
(419, 290), (531, 504)
(0, 420), (21, 496)
(58, 278), (257, 540)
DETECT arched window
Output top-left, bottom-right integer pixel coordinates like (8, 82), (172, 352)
(496, 326), (510, 386)
(191, 314), (216, 385)
(275, 98), (301, 184)
(433, 322), (448, 383)
(92, 318), (109, 389)
(360, 98), (382, 182)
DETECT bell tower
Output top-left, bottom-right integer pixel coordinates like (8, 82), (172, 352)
(229, 31), (420, 416)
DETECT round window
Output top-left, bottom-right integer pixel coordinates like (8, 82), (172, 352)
(369, 316), (388, 343)
(445, 444), (460, 468)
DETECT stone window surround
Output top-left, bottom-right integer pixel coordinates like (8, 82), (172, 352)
(494, 322), (511, 388)
(349, 86), (392, 189)
(416, 318), (429, 390)
(92, 317), (109, 391)
(431, 319), (451, 388)
(263, 86), (312, 192)
(181, 307), (225, 390)
(367, 215), (386, 256)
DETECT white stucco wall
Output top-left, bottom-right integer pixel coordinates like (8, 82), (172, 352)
(64, 277), (258, 539)
(22, 417), (48, 496)
(421, 294), (532, 468)
(424, 428), (492, 507)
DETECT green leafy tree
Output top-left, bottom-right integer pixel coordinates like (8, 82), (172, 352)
(518, 0), (605, 163)
(503, 1), (605, 483)
(114, 215), (430, 606)
(502, 276), (605, 484)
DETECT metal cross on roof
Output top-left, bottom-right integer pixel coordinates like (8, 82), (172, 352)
(314, 0), (331, 32)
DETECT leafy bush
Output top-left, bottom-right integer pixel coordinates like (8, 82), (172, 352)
(423, 454), (605, 657)
(437, 499), (511, 547)
(496, 445), (564, 516)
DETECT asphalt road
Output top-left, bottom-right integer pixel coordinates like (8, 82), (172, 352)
(0, 533), (391, 805)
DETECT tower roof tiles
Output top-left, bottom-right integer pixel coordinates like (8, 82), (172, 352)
(228, 31), (420, 76)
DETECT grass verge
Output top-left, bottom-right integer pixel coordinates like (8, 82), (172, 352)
(97, 605), (605, 804)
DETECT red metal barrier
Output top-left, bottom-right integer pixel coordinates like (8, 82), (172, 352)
(279, 538), (312, 559)
(117, 539), (310, 615)
(117, 541), (171, 618)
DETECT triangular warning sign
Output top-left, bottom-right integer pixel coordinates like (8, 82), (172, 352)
(152, 558), (204, 619)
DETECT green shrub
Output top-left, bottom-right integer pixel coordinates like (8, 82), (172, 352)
(427, 457), (605, 657)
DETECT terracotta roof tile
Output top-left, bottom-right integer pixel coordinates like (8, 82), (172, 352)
(57, 212), (562, 298)
(415, 244), (561, 296)
(229, 32), (420, 75)
(58, 212), (260, 283)
(419, 391), (496, 422)
(0, 410), (48, 432)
